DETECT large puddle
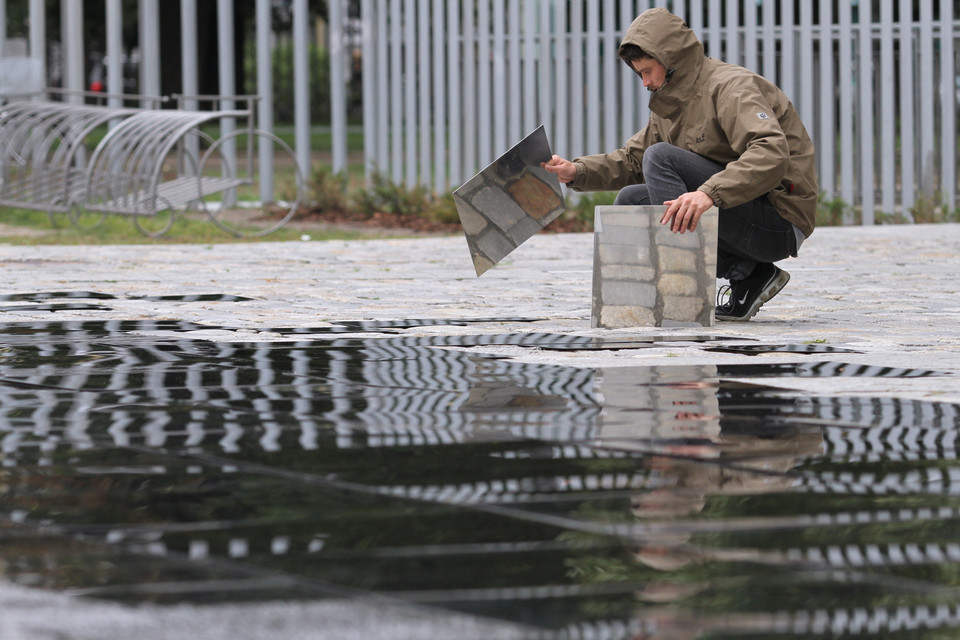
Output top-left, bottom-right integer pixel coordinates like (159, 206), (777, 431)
(1, 319), (959, 637)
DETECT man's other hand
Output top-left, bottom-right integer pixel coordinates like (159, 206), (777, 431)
(661, 191), (715, 233)
(541, 155), (577, 183)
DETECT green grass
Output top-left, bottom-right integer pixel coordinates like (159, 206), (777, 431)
(0, 206), (374, 245)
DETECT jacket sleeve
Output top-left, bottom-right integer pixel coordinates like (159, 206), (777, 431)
(568, 125), (657, 192)
(697, 79), (790, 208)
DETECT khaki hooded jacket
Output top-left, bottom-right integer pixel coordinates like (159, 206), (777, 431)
(569, 8), (818, 238)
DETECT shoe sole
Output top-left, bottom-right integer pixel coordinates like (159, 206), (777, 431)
(716, 269), (791, 322)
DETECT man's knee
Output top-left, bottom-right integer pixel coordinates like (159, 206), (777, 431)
(614, 184), (650, 205)
(642, 141), (680, 173)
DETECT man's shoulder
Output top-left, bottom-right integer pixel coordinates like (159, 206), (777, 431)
(705, 59), (761, 85)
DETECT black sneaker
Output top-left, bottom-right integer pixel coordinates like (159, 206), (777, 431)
(715, 263), (790, 321)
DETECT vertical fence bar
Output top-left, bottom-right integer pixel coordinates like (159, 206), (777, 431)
(898, 0), (915, 213)
(403, 0), (417, 185)
(181, 0), (200, 180)
(585, 2), (600, 153)
(725, 1), (740, 66)
(493, 0), (507, 156)
(255, 0), (274, 201)
(688, 0), (704, 44)
(620, 0), (637, 142)
(523, 0), (537, 135)
(418, 0), (432, 183)
(293, 0), (312, 177)
(477, 0), (492, 167)
(743, 0), (758, 72)
(376, 0), (388, 182)
(217, 0), (238, 205)
(780, 0), (795, 101)
(570, 0), (584, 152)
(539, 1), (553, 148)
(139, 0), (160, 99)
(554, 0), (568, 157)
(879, 0), (896, 217)
(431, 0), (446, 192)
(918, 1), (935, 199)
(463, 0), (476, 178)
(859, 4), (874, 225)
(706, 0), (720, 59)
(361, 0), (378, 177)
(447, 0), (462, 185)
(818, 0), (835, 198)
(762, 0), (776, 83)
(107, 0), (124, 108)
(798, 1), (814, 126)
(838, 1), (854, 220)
(508, 0), (522, 144)
(29, 0), (45, 96)
(940, 0), (956, 213)
(63, 0), (84, 103)
(389, 0), (403, 183)
(602, 0), (617, 152)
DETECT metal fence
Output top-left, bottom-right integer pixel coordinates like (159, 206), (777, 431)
(355, 0), (960, 223)
(4, 1), (958, 224)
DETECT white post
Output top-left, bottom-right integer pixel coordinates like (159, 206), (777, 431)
(918, 1), (936, 200)
(818, 0), (835, 199)
(477, 0), (491, 168)
(585, 2), (599, 153)
(602, 0), (616, 152)
(898, 0), (915, 213)
(858, 6), (874, 225)
(328, 0), (347, 173)
(107, 0), (123, 108)
(389, 0), (403, 184)
(63, 0), (85, 103)
(879, 0), (896, 217)
(217, 0), (237, 204)
(256, 0), (275, 201)
(293, 0), (311, 180)
(178, 0), (199, 179)
(418, 0), (432, 181)
(29, 0), (46, 96)
(139, 0), (161, 100)
(403, 0), (417, 185)
(376, 0), (390, 183)
(838, 0), (854, 222)
(553, 0), (567, 158)
(940, 0), (956, 213)
(447, 0), (461, 185)
(431, 0), (446, 191)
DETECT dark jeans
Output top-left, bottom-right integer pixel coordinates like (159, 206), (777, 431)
(613, 142), (797, 281)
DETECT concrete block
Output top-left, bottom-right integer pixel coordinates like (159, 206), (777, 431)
(592, 205), (718, 328)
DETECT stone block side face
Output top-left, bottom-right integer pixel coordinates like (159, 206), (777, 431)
(592, 205), (719, 328)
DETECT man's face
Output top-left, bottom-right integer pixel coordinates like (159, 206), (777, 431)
(631, 57), (667, 91)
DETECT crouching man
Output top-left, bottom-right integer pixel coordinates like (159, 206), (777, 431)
(543, 8), (817, 321)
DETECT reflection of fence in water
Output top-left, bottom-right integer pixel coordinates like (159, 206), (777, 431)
(0, 325), (602, 459)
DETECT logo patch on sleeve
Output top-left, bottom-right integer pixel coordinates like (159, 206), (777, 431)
(757, 112), (769, 120)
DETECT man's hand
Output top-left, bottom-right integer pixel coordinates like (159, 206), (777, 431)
(541, 155), (577, 183)
(661, 190), (715, 234)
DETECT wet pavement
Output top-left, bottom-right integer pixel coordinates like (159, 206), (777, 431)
(0, 224), (959, 639)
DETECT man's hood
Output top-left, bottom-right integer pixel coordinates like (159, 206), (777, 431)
(620, 8), (704, 119)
